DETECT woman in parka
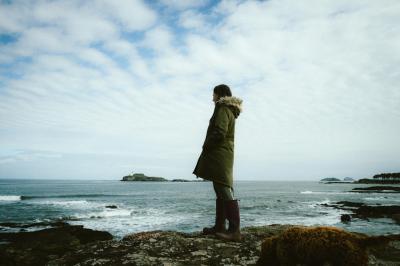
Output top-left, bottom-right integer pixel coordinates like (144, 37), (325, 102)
(193, 84), (243, 241)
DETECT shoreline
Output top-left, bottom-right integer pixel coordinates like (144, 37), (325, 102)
(1, 223), (400, 265)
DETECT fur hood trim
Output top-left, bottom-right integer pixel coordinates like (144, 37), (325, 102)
(217, 96), (243, 118)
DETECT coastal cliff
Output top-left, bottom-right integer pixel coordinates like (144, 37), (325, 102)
(1, 224), (399, 265)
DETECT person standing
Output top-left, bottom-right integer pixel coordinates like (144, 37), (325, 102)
(193, 84), (243, 241)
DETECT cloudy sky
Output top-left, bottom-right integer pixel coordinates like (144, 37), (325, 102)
(0, 0), (399, 181)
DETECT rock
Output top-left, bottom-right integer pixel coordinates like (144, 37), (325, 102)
(0, 224), (112, 266)
(393, 214), (400, 225)
(0, 220), (70, 229)
(105, 205), (118, 209)
(356, 178), (400, 184)
(341, 214), (352, 223)
(191, 250), (208, 256)
(352, 186), (400, 193)
(1, 224), (399, 265)
(323, 201), (400, 224)
(257, 226), (400, 266)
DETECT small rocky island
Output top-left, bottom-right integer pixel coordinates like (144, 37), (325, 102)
(121, 173), (168, 182)
(320, 172), (400, 184)
(320, 177), (355, 183)
(121, 173), (203, 182)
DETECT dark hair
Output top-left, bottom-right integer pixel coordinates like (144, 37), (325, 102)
(213, 84), (232, 98)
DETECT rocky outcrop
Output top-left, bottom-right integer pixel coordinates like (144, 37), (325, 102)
(1, 224), (399, 265)
(322, 201), (400, 224)
(0, 224), (112, 266)
(356, 179), (400, 184)
(352, 186), (400, 193)
(257, 226), (399, 266)
(47, 226), (285, 266)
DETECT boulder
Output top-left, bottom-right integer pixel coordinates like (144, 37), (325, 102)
(257, 226), (400, 266)
(0, 224), (112, 266)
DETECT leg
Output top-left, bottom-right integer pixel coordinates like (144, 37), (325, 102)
(214, 183), (241, 241)
(202, 182), (228, 234)
(213, 182), (234, 201)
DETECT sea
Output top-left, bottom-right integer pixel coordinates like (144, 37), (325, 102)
(0, 179), (399, 239)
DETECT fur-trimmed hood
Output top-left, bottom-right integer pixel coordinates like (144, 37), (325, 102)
(217, 96), (243, 118)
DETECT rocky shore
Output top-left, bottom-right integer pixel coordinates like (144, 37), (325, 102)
(322, 201), (400, 225)
(351, 186), (400, 193)
(1, 223), (400, 265)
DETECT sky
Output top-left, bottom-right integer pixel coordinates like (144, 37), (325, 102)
(0, 0), (399, 181)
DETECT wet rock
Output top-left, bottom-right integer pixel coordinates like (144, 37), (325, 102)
(341, 214), (352, 223)
(352, 186), (400, 193)
(0, 220), (70, 229)
(50, 226), (290, 266)
(0, 224), (112, 266)
(323, 201), (400, 224)
(105, 205), (118, 209)
(393, 214), (400, 225)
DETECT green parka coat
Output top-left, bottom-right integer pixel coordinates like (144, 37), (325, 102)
(193, 96), (243, 188)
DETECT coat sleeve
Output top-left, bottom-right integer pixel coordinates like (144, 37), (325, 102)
(203, 106), (230, 151)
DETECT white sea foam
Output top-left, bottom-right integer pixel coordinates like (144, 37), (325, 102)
(300, 191), (353, 195)
(365, 196), (388, 201)
(31, 200), (105, 209)
(70, 207), (133, 220)
(308, 199), (331, 208)
(0, 195), (21, 201)
(67, 207), (185, 238)
(47, 200), (92, 206)
(97, 209), (132, 218)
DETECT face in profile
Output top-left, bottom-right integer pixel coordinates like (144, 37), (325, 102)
(213, 92), (218, 103)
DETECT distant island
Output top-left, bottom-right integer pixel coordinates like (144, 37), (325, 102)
(121, 173), (168, 182)
(121, 173), (202, 182)
(320, 177), (355, 183)
(320, 172), (400, 184)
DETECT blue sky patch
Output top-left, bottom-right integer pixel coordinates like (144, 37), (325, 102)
(0, 34), (18, 45)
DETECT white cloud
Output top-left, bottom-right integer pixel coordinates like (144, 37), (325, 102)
(0, 0), (399, 180)
(178, 10), (208, 29)
(94, 0), (157, 31)
(0, 150), (62, 164)
(140, 26), (174, 54)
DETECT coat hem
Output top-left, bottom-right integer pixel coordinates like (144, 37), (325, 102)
(193, 173), (232, 189)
